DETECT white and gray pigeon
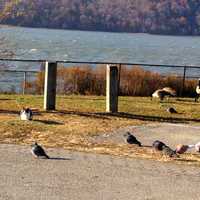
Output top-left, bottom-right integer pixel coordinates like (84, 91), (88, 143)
(123, 132), (142, 146)
(31, 142), (49, 159)
(20, 107), (33, 120)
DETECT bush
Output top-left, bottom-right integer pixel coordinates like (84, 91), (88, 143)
(28, 65), (197, 97)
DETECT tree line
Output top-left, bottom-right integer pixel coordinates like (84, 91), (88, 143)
(0, 0), (200, 35)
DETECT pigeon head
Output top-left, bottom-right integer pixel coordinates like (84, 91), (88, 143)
(123, 132), (131, 138)
(31, 142), (38, 147)
(26, 108), (31, 113)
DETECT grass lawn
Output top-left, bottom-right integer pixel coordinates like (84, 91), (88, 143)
(1, 94), (200, 165)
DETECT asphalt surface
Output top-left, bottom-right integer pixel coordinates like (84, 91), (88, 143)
(0, 140), (200, 200)
(92, 122), (200, 149)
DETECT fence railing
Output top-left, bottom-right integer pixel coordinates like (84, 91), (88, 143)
(0, 58), (200, 111)
(1, 58), (200, 68)
(1, 59), (200, 92)
(0, 69), (38, 94)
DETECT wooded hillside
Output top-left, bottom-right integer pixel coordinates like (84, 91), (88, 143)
(0, 0), (200, 35)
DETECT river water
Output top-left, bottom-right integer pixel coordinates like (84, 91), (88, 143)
(1, 25), (200, 92)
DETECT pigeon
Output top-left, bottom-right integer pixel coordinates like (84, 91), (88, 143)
(175, 144), (194, 154)
(20, 107), (33, 120)
(195, 79), (200, 102)
(162, 145), (177, 158)
(152, 140), (166, 151)
(123, 132), (142, 146)
(195, 142), (200, 152)
(152, 89), (167, 101)
(31, 142), (49, 159)
(166, 107), (177, 114)
(152, 87), (176, 101)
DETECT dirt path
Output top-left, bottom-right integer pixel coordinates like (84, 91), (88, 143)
(0, 142), (200, 200)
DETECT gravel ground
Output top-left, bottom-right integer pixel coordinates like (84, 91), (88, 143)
(1, 123), (200, 200)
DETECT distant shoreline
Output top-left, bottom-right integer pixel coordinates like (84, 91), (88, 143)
(0, 23), (199, 37)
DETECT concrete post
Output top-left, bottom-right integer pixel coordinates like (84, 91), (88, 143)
(106, 65), (119, 113)
(22, 72), (27, 95)
(181, 66), (187, 97)
(44, 61), (57, 110)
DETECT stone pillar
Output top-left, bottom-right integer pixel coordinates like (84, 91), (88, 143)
(44, 61), (57, 110)
(106, 65), (119, 113)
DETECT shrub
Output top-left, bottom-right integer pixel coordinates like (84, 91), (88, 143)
(28, 65), (197, 97)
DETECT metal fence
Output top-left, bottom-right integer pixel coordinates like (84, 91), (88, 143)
(1, 58), (200, 95)
(0, 69), (39, 94)
(0, 58), (42, 94)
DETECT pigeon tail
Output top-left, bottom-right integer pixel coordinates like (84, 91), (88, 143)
(137, 141), (142, 147)
(44, 154), (50, 159)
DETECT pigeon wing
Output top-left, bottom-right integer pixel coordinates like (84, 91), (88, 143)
(152, 140), (166, 151)
(127, 135), (141, 146)
(34, 145), (49, 158)
(127, 135), (137, 144)
(162, 146), (177, 157)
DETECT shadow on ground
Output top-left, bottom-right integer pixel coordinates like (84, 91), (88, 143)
(0, 98), (13, 101)
(49, 157), (72, 161)
(56, 110), (200, 123)
(34, 119), (64, 125)
(101, 112), (200, 123)
(0, 109), (42, 116)
(55, 110), (110, 120)
(1, 108), (200, 123)
(0, 109), (19, 115)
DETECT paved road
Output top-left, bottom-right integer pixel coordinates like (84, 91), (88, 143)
(0, 143), (200, 200)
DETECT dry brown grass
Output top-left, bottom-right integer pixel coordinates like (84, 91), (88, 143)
(1, 94), (200, 167)
(0, 94), (142, 148)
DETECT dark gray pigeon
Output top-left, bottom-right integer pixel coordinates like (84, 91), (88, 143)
(152, 140), (166, 151)
(31, 142), (49, 159)
(166, 107), (177, 114)
(123, 132), (142, 146)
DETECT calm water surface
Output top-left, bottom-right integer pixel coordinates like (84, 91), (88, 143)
(1, 26), (200, 91)
(1, 26), (200, 65)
